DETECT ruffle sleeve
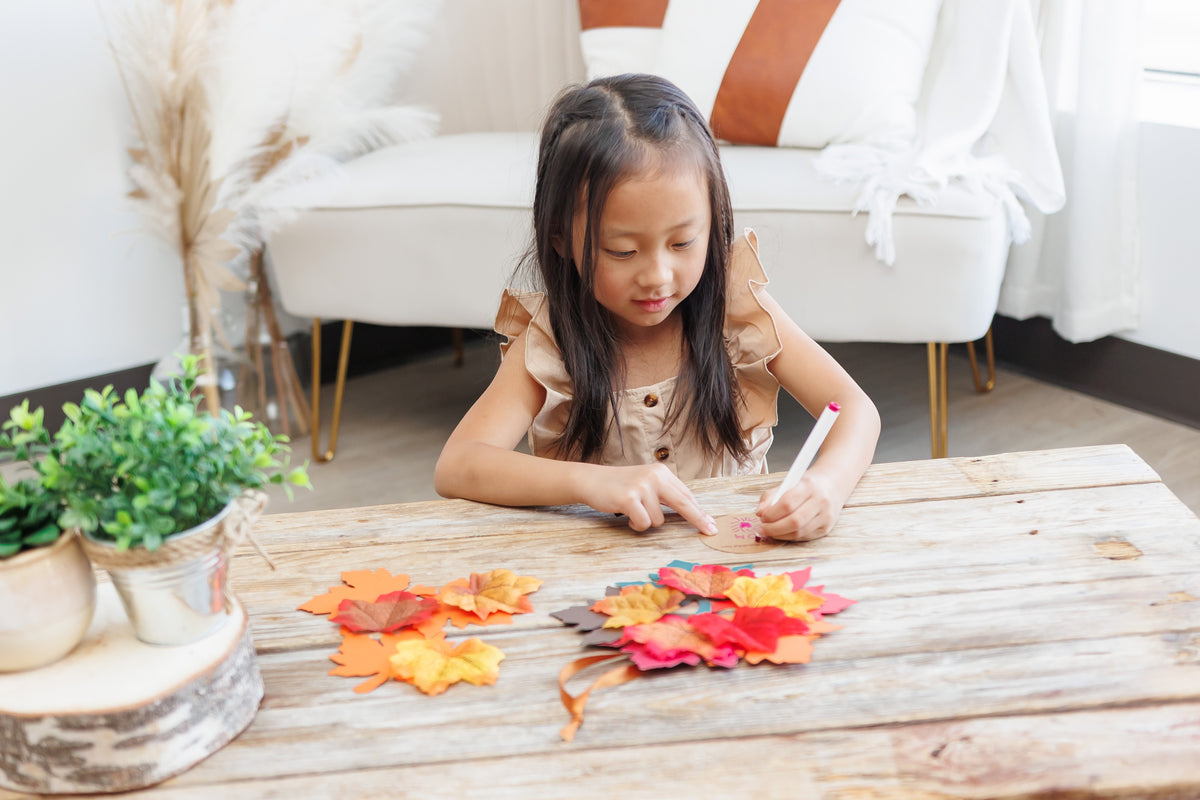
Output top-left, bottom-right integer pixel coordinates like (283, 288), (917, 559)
(724, 228), (784, 438)
(494, 290), (573, 457)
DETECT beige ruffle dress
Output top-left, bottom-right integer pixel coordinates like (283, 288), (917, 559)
(495, 229), (783, 480)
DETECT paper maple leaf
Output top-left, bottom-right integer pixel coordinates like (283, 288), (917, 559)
(439, 569), (543, 620)
(743, 634), (816, 665)
(656, 564), (755, 598)
(389, 636), (505, 696)
(807, 586), (857, 617)
(723, 575), (824, 620)
(299, 569), (433, 616)
(616, 615), (738, 670)
(330, 591), (439, 633)
(328, 630), (422, 693)
(592, 584), (685, 628)
(688, 607), (811, 653)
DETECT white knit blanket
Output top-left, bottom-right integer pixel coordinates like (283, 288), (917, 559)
(814, 0), (1066, 265)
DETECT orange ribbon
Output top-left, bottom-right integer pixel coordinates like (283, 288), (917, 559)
(557, 654), (642, 742)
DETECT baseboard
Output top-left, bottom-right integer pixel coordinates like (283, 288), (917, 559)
(0, 325), (490, 433)
(989, 315), (1200, 430)
(0, 364), (156, 433)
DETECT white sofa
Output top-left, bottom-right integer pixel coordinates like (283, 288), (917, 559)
(266, 0), (1057, 460)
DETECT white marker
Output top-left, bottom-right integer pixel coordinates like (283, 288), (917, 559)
(764, 402), (841, 507)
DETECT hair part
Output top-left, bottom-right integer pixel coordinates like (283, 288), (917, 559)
(518, 73), (746, 466)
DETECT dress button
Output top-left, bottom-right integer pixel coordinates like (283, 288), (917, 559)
(643, 393), (659, 408)
(655, 447), (670, 461)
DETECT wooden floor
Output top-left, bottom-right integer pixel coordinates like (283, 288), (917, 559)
(265, 340), (1200, 520)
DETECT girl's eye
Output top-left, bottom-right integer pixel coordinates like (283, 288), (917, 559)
(672, 238), (697, 250)
(605, 249), (635, 259)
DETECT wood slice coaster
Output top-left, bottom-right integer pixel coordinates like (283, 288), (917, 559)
(0, 582), (263, 794)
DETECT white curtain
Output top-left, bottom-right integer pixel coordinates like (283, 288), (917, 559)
(998, 0), (1143, 343)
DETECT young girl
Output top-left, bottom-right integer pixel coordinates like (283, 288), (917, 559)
(435, 74), (879, 542)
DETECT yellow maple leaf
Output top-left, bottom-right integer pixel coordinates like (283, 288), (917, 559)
(592, 584), (685, 628)
(439, 569), (543, 620)
(724, 575), (824, 620)
(389, 637), (505, 696)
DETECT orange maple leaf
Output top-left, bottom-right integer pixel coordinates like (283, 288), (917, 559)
(299, 569), (419, 616)
(743, 634), (816, 665)
(439, 569), (542, 620)
(592, 584), (685, 628)
(328, 630), (425, 693)
(412, 607), (517, 638)
(389, 636), (506, 696)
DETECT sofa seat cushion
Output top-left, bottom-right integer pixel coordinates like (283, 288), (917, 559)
(270, 132), (997, 219)
(266, 131), (1006, 341)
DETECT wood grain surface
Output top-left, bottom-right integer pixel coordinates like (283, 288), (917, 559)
(3, 446), (1197, 799)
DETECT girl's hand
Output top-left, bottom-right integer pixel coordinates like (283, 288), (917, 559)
(580, 463), (718, 536)
(754, 471), (843, 542)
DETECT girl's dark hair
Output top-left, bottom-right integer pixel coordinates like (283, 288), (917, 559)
(520, 73), (746, 465)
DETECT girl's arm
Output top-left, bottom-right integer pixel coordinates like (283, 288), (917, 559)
(753, 291), (881, 541)
(434, 333), (717, 534)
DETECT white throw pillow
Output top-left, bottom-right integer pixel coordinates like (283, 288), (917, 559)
(578, 0), (943, 150)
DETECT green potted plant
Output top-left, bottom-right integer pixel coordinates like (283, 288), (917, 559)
(0, 403), (97, 671)
(57, 355), (311, 645)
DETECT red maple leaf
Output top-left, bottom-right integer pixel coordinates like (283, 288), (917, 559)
(330, 591), (440, 633)
(615, 615), (738, 670)
(689, 607), (811, 653)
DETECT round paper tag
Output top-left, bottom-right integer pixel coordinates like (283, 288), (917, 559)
(699, 513), (781, 554)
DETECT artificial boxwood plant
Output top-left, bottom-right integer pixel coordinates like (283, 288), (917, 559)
(53, 355), (310, 551)
(0, 402), (63, 558)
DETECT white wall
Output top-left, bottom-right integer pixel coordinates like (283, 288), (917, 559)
(1, 6), (1197, 399)
(1127, 121), (1200, 361)
(0, 3), (183, 399)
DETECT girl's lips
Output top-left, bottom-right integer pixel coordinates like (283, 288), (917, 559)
(633, 297), (670, 313)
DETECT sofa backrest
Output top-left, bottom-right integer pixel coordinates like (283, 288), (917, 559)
(407, 0), (587, 135)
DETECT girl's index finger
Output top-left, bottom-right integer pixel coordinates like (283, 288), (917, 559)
(660, 480), (718, 535)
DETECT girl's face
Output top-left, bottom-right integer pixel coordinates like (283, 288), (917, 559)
(573, 157), (711, 341)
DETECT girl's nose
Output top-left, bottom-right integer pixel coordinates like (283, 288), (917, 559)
(638, 249), (672, 286)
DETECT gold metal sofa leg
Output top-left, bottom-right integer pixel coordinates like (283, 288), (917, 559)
(966, 326), (996, 393)
(927, 342), (948, 458)
(311, 319), (354, 464)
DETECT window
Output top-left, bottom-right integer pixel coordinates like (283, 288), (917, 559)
(1142, 0), (1200, 78)
(1142, 0), (1200, 127)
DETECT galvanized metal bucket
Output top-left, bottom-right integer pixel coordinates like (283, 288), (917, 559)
(106, 505), (232, 646)
(81, 491), (267, 646)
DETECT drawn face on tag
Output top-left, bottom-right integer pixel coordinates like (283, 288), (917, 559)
(700, 514), (781, 554)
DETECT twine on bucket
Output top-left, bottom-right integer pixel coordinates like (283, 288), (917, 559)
(79, 489), (274, 611)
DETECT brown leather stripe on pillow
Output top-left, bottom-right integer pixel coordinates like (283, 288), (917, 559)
(579, 0), (669, 30)
(710, 0), (842, 146)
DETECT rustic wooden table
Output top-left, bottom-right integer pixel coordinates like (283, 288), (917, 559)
(5, 444), (1200, 798)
